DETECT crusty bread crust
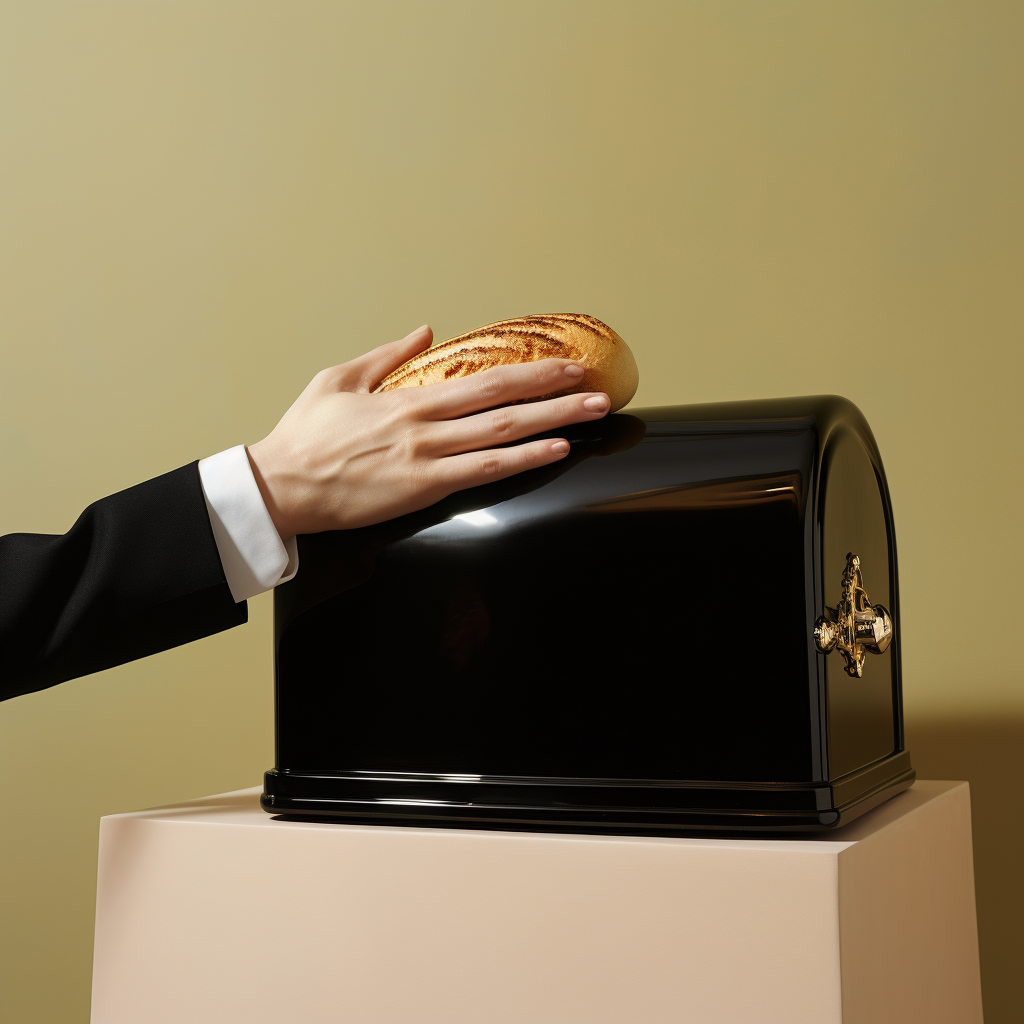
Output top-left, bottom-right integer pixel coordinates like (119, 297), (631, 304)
(374, 313), (639, 412)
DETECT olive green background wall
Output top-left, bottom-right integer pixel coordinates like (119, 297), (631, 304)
(0, 2), (1019, 1020)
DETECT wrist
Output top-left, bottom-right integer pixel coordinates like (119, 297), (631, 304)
(246, 440), (298, 543)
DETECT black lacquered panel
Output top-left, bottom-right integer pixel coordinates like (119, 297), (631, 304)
(277, 409), (819, 782)
(820, 428), (898, 779)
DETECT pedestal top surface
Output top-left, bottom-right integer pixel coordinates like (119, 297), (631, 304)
(104, 779), (963, 854)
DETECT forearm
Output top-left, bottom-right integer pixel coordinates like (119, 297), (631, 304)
(0, 463), (246, 701)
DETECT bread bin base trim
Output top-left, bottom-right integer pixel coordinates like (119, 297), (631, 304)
(262, 750), (914, 835)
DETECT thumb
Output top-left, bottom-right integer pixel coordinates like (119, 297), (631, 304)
(342, 325), (433, 393)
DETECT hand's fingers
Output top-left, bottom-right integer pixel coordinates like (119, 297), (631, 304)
(434, 437), (571, 492)
(316, 326), (434, 393)
(409, 358), (587, 419)
(424, 392), (610, 456)
(356, 325), (434, 391)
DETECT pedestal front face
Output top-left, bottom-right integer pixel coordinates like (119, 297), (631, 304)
(91, 781), (981, 1024)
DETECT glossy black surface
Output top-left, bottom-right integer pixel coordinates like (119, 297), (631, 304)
(265, 396), (913, 832)
(821, 428), (898, 777)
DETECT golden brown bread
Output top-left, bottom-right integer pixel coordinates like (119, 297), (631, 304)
(374, 313), (639, 412)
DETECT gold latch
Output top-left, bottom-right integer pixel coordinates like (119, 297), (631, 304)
(814, 552), (893, 677)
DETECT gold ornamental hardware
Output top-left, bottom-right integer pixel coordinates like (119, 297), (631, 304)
(814, 553), (893, 677)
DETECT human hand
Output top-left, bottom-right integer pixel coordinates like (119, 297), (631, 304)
(246, 325), (611, 539)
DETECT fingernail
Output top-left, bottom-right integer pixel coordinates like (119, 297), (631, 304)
(551, 440), (570, 454)
(564, 363), (585, 378)
(584, 395), (609, 412)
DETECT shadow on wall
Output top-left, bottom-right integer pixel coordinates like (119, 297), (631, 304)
(905, 713), (1024, 1024)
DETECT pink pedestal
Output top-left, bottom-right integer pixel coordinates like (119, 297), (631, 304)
(91, 780), (982, 1023)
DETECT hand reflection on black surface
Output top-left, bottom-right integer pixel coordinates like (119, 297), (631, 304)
(276, 414), (646, 627)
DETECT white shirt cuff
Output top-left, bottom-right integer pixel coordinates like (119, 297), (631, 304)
(198, 445), (299, 603)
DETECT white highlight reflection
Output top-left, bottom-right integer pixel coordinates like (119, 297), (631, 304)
(452, 510), (498, 527)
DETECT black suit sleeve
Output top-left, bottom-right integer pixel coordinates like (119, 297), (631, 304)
(1, 462), (248, 702)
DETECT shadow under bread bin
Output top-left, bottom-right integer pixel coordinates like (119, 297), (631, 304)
(263, 396), (913, 834)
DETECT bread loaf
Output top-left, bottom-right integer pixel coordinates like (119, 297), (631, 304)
(374, 313), (638, 412)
